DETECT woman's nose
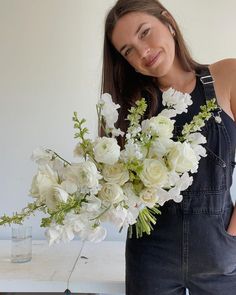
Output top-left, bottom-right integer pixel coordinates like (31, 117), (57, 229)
(136, 45), (150, 59)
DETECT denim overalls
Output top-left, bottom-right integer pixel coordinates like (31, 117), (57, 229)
(125, 67), (236, 295)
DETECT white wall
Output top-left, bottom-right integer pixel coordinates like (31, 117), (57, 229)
(0, 0), (235, 240)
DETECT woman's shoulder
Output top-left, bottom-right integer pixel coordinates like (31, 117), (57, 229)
(209, 58), (236, 84)
(209, 58), (236, 121)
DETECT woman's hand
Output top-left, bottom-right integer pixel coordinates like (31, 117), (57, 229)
(227, 205), (236, 237)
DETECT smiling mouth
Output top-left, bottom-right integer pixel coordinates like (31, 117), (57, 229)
(146, 52), (161, 67)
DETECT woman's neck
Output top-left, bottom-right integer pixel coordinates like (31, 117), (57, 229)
(156, 60), (196, 94)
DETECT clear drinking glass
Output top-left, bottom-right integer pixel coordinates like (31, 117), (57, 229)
(11, 225), (32, 263)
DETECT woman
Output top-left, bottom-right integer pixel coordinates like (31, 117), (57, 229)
(101, 0), (236, 294)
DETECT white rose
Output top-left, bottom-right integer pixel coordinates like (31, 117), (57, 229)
(29, 165), (59, 209)
(167, 142), (198, 173)
(102, 162), (129, 185)
(94, 137), (120, 164)
(98, 183), (124, 204)
(139, 159), (168, 187)
(141, 115), (174, 138)
(139, 187), (159, 208)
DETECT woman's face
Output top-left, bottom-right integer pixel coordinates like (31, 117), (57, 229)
(111, 11), (176, 78)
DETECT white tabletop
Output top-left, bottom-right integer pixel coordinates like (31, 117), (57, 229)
(0, 240), (125, 294)
(0, 240), (83, 292)
(70, 241), (125, 294)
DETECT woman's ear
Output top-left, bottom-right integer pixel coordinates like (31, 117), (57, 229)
(161, 10), (176, 33)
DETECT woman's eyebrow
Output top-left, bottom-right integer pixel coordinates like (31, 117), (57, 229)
(119, 22), (147, 53)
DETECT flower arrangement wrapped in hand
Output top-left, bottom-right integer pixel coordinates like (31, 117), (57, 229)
(0, 89), (218, 245)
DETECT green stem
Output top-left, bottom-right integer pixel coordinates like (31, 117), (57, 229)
(46, 149), (71, 166)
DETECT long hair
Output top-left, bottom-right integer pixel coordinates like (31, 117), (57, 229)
(101, 0), (204, 147)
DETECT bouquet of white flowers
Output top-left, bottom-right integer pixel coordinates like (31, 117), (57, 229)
(0, 88), (218, 245)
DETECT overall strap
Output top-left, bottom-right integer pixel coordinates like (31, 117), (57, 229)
(196, 66), (222, 121)
(195, 67), (216, 101)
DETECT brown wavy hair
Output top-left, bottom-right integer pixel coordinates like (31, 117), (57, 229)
(101, 0), (204, 147)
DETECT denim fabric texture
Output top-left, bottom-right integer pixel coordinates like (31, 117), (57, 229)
(125, 67), (236, 295)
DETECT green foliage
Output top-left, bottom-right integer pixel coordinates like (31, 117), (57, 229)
(73, 112), (94, 160)
(180, 98), (218, 141)
(0, 202), (46, 226)
(127, 98), (147, 132)
(40, 196), (82, 228)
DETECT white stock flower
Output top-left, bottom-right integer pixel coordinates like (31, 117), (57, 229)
(81, 195), (102, 212)
(64, 161), (102, 194)
(154, 188), (173, 206)
(31, 147), (53, 165)
(148, 138), (174, 159)
(45, 222), (74, 246)
(99, 93), (120, 129)
(73, 143), (84, 158)
(139, 159), (168, 188)
(102, 162), (129, 186)
(141, 115), (174, 138)
(45, 224), (64, 246)
(64, 213), (86, 234)
(111, 127), (124, 137)
(186, 132), (207, 160)
(187, 132), (206, 145)
(167, 142), (198, 173)
(53, 186), (69, 203)
(163, 170), (180, 189)
(159, 108), (177, 118)
(123, 183), (143, 209)
(102, 205), (128, 229)
(94, 137), (120, 165)
(98, 183), (124, 205)
(79, 225), (107, 243)
(60, 180), (77, 194)
(175, 172), (193, 192)
(162, 87), (192, 114)
(139, 187), (159, 208)
(167, 172), (193, 203)
(120, 142), (146, 162)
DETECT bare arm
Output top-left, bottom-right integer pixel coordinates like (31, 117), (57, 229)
(224, 58), (236, 235)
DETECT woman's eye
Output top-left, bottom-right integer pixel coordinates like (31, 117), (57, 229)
(124, 48), (132, 57)
(141, 28), (150, 38)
